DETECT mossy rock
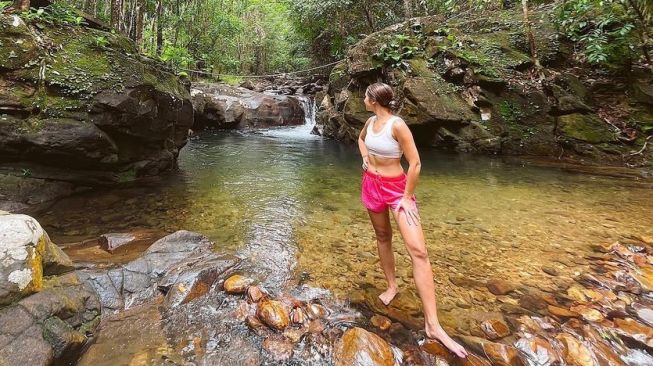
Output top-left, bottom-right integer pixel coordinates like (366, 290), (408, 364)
(402, 77), (474, 123)
(406, 59), (436, 78)
(557, 114), (617, 143)
(343, 89), (370, 127)
(0, 15), (40, 71)
(631, 82), (653, 106)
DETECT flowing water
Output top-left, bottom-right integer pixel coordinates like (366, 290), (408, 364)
(37, 104), (653, 364)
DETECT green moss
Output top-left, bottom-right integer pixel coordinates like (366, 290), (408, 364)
(558, 114), (616, 143)
(498, 101), (525, 124)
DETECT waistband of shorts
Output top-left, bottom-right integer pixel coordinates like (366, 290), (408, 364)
(364, 170), (406, 182)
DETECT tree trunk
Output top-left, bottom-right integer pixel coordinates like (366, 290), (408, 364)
(156, 0), (163, 56)
(13, 0), (30, 11)
(135, 0), (145, 50)
(403, 0), (413, 19)
(626, 0), (651, 62)
(362, 1), (376, 32)
(521, 0), (541, 68)
(111, 0), (123, 32)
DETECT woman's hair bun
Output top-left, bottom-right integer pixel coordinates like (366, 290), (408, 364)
(388, 100), (398, 110)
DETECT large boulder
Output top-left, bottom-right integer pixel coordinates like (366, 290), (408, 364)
(0, 214), (100, 366)
(0, 13), (194, 211)
(333, 327), (395, 366)
(315, 6), (653, 169)
(191, 83), (305, 130)
(79, 230), (241, 313)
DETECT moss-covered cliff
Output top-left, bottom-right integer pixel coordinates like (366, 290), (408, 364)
(316, 5), (653, 171)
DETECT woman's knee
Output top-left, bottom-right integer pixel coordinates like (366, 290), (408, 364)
(406, 242), (428, 260)
(375, 229), (392, 244)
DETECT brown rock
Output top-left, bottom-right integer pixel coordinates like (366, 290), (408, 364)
(569, 305), (604, 322)
(257, 299), (290, 331)
(542, 266), (560, 276)
(247, 285), (264, 303)
(290, 307), (308, 325)
(306, 303), (328, 320)
(333, 327), (394, 366)
(263, 336), (294, 361)
(224, 274), (254, 294)
(283, 327), (308, 343)
(308, 319), (325, 334)
(459, 336), (525, 366)
(514, 336), (562, 366)
(547, 305), (579, 319)
(613, 317), (653, 349)
(480, 318), (510, 340)
(486, 280), (516, 295)
(371, 315), (392, 331)
(555, 333), (594, 366)
(632, 302), (653, 327)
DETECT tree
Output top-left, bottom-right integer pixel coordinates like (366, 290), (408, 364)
(521, 0), (541, 69)
(403, 0), (413, 18)
(111, 0), (123, 31)
(13, 0), (30, 11)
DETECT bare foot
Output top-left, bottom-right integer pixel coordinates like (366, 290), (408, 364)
(378, 287), (398, 306)
(425, 323), (468, 358)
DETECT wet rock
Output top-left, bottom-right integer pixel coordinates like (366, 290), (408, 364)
(518, 293), (548, 312)
(480, 318), (510, 340)
(257, 299), (290, 331)
(555, 333), (595, 366)
(246, 315), (265, 331)
(224, 274), (254, 294)
(569, 305), (604, 322)
(459, 336), (525, 366)
(542, 266), (560, 276)
(333, 327), (395, 366)
(514, 335), (562, 366)
(79, 231), (239, 312)
(262, 336), (294, 361)
(371, 314), (392, 331)
(283, 327), (308, 343)
(290, 307), (308, 325)
(547, 305), (579, 319)
(247, 285), (264, 302)
(613, 317), (653, 350)
(486, 280), (516, 295)
(99, 233), (137, 253)
(0, 214), (47, 305)
(308, 319), (325, 334)
(161, 256), (237, 308)
(631, 302), (653, 327)
(306, 303), (328, 319)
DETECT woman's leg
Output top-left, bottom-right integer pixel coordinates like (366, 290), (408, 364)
(391, 209), (468, 358)
(367, 208), (398, 305)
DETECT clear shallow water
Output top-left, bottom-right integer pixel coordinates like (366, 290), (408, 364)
(40, 125), (653, 333)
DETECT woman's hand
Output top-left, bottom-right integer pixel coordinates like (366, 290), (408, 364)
(395, 197), (420, 226)
(362, 156), (370, 171)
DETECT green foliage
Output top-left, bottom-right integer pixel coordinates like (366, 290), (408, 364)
(0, 1), (12, 11)
(93, 36), (109, 49)
(499, 101), (525, 124)
(555, 0), (644, 67)
(22, 3), (86, 27)
(374, 34), (422, 68)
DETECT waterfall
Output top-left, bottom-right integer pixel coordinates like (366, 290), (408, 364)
(262, 95), (319, 140)
(299, 96), (316, 128)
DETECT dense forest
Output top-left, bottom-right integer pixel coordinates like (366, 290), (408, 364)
(5, 0), (651, 76)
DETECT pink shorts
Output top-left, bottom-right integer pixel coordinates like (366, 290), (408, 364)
(361, 170), (417, 213)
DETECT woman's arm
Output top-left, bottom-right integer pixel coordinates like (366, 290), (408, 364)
(393, 119), (421, 225)
(358, 118), (372, 170)
(394, 120), (421, 197)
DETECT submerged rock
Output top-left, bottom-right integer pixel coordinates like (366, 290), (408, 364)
(257, 299), (290, 331)
(333, 327), (395, 366)
(79, 230), (240, 312)
(224, 274), (254, 294)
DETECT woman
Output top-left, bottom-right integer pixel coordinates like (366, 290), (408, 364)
(359, 82), (467, 358)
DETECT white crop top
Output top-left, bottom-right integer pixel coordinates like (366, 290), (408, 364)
(364, 116), (403, 159)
